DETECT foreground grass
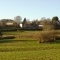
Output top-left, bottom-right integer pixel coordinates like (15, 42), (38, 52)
(0, 31), (60, 60)
(0, 40), (60, 60)
(0, 50), (60, 60)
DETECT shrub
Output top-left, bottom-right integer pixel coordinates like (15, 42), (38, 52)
(37, 31), (57, 43)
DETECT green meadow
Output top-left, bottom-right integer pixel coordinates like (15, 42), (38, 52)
(0, 31), (60, 60)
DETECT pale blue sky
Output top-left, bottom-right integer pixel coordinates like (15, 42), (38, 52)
(0, 0), (60, 20)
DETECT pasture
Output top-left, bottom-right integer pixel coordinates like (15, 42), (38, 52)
(0, 31), (60, 60)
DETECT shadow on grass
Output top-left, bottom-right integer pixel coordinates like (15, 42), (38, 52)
(48, 38), (60, 44)
(0, 36), (15, 43)
(53, 37), (60, 44)
(0, 38), (37, 43)
(0, 40), (32, 43)
(52, 40), (60, 43)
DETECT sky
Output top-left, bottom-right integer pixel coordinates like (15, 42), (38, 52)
(0, 0), (60, 20)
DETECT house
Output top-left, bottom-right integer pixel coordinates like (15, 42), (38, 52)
(20, 24), (22, 28)
(1, 19), (20, 28)
(6, 22), (14, 26)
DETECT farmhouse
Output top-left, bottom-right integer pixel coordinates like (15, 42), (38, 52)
(6, 22), (13, 26)
(0, 19), (20, 28)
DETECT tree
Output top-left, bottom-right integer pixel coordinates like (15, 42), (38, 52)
(38, 18), (56, 43)
(23, 18), (26, 23)
(52, 16), (59, 22)
(47, 18), (51, 21)
(52, 16), (60, 29)
(40, 17), (46, 20)
(22, 18), (27, 28)
(31, 20), (39, 29)
(14, 16), (22, 24)
(40, 19), (54, 31)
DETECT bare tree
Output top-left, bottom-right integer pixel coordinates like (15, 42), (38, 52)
(40, 19), (54, 31)
(14, 16), (22, 24)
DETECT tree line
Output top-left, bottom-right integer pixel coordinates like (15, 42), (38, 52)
(0, 16), (60, 30)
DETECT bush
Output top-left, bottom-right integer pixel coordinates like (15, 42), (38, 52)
(37, 31), (57, 43)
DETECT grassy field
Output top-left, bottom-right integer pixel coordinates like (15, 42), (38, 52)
(0, 31), (60, 60)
